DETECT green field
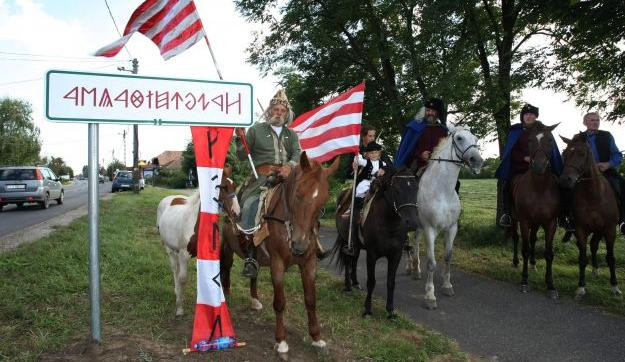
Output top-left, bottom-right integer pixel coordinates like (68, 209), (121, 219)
(0, 187), (467, 361)
(449, 179), (625, 314)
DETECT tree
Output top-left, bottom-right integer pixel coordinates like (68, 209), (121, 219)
(0, 98), (41, 166)
(236, 0), (484, 150)
(548, 0), (625, 123)
(45, 156), (72, 178)
(82, 165), (88, 178)
(181, 140), (250, 187)
(106, 159), (126, 180)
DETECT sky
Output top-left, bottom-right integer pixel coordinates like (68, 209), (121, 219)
(0, 0), (623, 174)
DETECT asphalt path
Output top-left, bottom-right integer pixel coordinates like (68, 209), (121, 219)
(318, 227), (625, 362)
(0, 180), (112, 238)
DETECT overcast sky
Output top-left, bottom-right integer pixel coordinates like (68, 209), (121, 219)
(0, 0), (623, 173)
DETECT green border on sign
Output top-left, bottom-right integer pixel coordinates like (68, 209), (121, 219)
(45, 70), (254, 127)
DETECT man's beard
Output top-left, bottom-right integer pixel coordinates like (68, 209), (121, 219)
(425, 115), (437, 124)
(269, 115), (286, 126)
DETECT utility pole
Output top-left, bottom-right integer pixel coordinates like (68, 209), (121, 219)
(118, 58), (140, 192)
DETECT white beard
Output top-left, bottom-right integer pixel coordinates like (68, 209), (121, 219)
(269, 115), (286, 126)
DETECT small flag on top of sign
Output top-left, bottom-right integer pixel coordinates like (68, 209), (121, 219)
(289, 83), (365, 162)
(95, 0), (206, 60)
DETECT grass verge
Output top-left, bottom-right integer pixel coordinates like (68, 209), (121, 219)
(0, 187), (467, 361)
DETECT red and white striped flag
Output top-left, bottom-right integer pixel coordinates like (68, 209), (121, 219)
(290, 83), (365, 162)
(95, 0), (205, 60)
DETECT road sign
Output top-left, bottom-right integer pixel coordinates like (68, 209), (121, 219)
(45, 70), (254, 126)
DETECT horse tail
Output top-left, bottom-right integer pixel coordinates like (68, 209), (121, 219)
(330, 234), (348, 272)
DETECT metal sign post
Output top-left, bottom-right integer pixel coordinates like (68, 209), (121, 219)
(87, 123), (101, 342)
(45, 69), (255, 344)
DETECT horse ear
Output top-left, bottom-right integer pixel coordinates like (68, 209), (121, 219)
(559, 135), (571, 144)
(324, 156), (341, 177)
(223, 166), (233, 178)
(548, 122), (560, 132)
(300, 151), (311, 171)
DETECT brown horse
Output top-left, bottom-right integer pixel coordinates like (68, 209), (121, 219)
(221, 152), (340, 355)
(560, 133), (621, 300)
(513, 122), (560, 298)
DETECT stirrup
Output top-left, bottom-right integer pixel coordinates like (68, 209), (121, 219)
(620, 222), (625, 236)
(341, 246), (355, 256)
(499, 214), (512, 228)
(236, 223), (260, 235)
(242, 258), (259, 278)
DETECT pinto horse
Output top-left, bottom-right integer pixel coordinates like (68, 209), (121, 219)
(156, 167), (240, 317)
(221, 152), (340, 355)
(560, 133), (621, 300)
(333, 167), (419, 318)
(512, 123), (561, 298)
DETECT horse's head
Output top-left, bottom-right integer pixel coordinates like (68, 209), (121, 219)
(217, 166), (240, 219)
(449, 126), (483, 174)
(382, 167), (419, 229)
(288, 152), (340, 255)
(559, 133), (593, 189)
(527, 122), (558, 175)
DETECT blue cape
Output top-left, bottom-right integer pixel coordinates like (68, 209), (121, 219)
(495, 123), (563, 181)
(394, 119), (448, 168)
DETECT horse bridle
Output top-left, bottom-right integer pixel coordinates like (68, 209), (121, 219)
(429, 131), (478, 167)
(529, 133), (553, 168)
(215, 183), (237, 217)
(387, 174), (418, 216)
(563, 142), (593, 184)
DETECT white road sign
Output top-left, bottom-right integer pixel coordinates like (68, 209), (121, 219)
(45, 70), (254, 126)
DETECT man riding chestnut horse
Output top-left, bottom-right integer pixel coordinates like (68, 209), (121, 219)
(234, 89), (326, 278)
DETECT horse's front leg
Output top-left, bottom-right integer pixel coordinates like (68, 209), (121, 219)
(511, 219), (520, 267)
(220, 241), (234, 296)
(250, 277), (263, 310)
(386, 247), (402, 319)
(574, 229), (588, 301)
(544, 220), (558, 299)
(270, 256), (288, 354)
(363, 249), (377, 317)
(604, 229), (621, 296)
(351, 247), (361, 290)
(520, 220), (531, 293)
(299, 255), (326, 351)
(424, 227), (438, 309)
(441, 223), (458, 297)
(589, 233), (601, 277)
(165, 248), (184, 316)
(529, 226), (538, 272)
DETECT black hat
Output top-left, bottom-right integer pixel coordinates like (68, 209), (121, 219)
(520, 103), (539, 121)
(363, 142), (383, 152)
(424, 97), (444, 117)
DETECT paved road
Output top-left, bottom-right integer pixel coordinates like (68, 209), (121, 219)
(318, 227), (625, 362)
(0, 180), (112, 238)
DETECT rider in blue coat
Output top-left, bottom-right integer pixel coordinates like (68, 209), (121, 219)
(495, 104), (565, 228)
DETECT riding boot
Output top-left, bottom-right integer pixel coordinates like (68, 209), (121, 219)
(242, 238), (259, 278)
(498, 180), (513, 228)
(343, 197), (364, 255)
(558, 186), (575, 233)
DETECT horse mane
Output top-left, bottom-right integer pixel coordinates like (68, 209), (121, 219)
(430, 125), (470, 159)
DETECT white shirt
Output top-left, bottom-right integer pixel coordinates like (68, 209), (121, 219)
(355, 155), (380, 198)
(271, 125), (283, 137)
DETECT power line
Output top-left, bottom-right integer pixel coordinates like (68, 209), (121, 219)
(0, 63), (128, 87)
(103, 0), (132, 58)
(0, 51), (124, 60)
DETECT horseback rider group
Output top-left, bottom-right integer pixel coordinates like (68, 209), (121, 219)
(228, 89), (625, 278)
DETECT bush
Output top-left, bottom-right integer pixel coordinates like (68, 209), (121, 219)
(154, 168), (187, 189)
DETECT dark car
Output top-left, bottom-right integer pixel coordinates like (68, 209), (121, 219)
(0, 166), (64, 211)
(111, 171), (134, 192)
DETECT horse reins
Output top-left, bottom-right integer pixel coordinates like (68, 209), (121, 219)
(263, 169), (296, 247)
(387, 174), (418, 216)
(428, 131), (478, 167)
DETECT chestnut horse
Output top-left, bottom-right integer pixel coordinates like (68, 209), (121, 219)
(156, 167), (239, 316)
(513, 122), (560, 298)
(221, 152), (340, 355)
(560, 133), (621, 300)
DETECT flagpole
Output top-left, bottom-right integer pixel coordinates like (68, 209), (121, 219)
(203, 35), (258, 179)
(346, 153), (359, 254)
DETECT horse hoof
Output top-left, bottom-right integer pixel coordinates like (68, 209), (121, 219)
(175, 308), (184, 318)
(512, 260), (519, 268)
(574, 287), (586, 301)
(250, 298), (263, 311)
(387, 312), (398, 319)
(520, 284), (530, 293)
(275, 340), (289, 354)
(424, 299), (437, 310)
(547, 289), (559, 300)
(592, 268), (599, 277)
(362, 311), (372, 318)
(353, 283), (363, 291)
(343, 287), (352, 293)
(611, 286), (622, 296)
(412, 273), (422, 280)
(441, 286), (455, 297)
(530, 264), (537, 272)
(312, 339), (327, 352)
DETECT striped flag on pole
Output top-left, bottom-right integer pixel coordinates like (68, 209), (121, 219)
(289, 83), (365, 162)
(95, 0), (205, 60)
(189, 126), (237, 352)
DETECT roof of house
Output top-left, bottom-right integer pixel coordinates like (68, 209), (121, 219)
(154, 150), (183, 169)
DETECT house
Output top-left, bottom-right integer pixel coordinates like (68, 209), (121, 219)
(152, 150), (183, 170)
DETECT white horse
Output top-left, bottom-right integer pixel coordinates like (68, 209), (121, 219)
(156, 168), (240, 316)
(407, 126), (483, 309)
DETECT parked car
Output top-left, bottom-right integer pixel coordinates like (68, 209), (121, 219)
(111, 171), (134, 192)
(98, 174), (106, 183)
(0, 166), (64, 211)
